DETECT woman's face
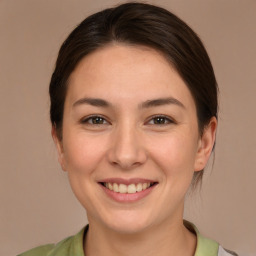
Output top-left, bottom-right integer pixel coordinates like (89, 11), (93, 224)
(54, 45), (216, 234)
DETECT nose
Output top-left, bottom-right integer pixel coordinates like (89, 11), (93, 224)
(107, 123), (147, 170)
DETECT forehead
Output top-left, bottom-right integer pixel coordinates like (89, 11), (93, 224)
(67, 44), (195, 110)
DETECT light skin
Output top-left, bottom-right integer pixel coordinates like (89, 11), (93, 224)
(52, 44), (217, 256)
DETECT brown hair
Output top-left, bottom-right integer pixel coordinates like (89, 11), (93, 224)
(49, 2), (218, 188)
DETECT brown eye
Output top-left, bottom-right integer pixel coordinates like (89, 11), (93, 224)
(91, 116), (105, 124)
(153, 117), (167, 124)
(81, 116), (108, 125)
(147, 115), (174, 125)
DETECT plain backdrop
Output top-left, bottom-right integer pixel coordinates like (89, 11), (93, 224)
(1, 0), (255, 255)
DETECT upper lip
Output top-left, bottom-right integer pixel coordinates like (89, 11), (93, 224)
(98, 178), (157, 185)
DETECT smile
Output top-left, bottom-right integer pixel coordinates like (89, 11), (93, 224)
(102, 182), (155, 194)
(99, 179), (158, 202)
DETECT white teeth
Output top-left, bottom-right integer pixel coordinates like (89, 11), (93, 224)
(127, 184), (136, 193)
(136, 183), (142, 192)
(113, 183), (119, 192)
(142, 183), (148, 190)
(119, 184), (127, 193)
(104, 182), (153, 194)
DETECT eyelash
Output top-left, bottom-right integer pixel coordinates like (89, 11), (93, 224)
(146, 115), (175, 125)
(80, 115), (175, 126)
(80, 115), (109, 125)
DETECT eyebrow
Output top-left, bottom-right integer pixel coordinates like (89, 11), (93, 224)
(72, 97), (185, 109)
(73, 98), (111, 108)
(139, 97), (185, 109)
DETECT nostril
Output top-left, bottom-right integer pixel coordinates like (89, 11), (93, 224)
(110, 159), (142, 170)
(106, 137), (147, 169)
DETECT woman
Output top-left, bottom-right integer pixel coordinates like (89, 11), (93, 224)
(19, 2), (237, 256)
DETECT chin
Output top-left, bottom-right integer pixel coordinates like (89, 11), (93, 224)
(107, 221), (150, 235)
(99, 210), (153, 234)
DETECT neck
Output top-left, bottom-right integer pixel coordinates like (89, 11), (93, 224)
(84, 218), (196, 256)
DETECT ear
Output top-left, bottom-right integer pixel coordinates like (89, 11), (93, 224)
(194, 117), (217, 172)
(51, 125), (66, 172)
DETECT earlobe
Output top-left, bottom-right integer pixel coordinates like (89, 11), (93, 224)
(51, 126), (66, 172)
(194, 117), (217, 172)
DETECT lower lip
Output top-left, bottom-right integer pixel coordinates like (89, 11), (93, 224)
(100, 184), (156, 203)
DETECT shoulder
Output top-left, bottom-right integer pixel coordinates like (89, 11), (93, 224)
(17, 227), (87, 256)
(17, 244), (55, 256)
(184, 220), (238, 256)
(218, 246), (238, 256)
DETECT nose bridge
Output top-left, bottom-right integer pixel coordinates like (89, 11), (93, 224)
(107, 119), (147, 169)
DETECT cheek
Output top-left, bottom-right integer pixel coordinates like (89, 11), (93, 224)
(62, 131), (107, 175)
(148, 132), (198, 180)
(61, 132), (108, 211)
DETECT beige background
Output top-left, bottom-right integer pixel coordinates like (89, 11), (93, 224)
(1, 0), (255, 255)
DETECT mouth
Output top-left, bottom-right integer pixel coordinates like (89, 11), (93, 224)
(99, 181), (158, 194)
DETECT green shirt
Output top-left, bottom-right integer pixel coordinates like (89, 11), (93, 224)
(18, 222), (236, 256)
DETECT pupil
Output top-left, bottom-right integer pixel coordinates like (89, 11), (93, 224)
(155, 117), (165, 124)
(92, 117), (103, 124)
